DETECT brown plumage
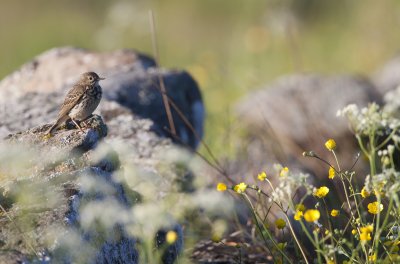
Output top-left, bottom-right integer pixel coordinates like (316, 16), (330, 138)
(47, 72), (105, 135)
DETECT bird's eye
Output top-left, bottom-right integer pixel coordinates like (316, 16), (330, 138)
(89, 76), (94, 81)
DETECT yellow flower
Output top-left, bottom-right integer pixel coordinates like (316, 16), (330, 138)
(328, 167), (335, 179)
(166, 231), (178, 244)
(368, 201), (383, 214)
(294, 210), (303, 221)
(360, 225), (373, 242)
(330, 209), (339, 217)
(313, 186), (330, 198)
(360, 225), (373, 233)
(369, 226), (375, 233)
(360, 231), (372, 241)
(368, 253), (376, 262)
(216, 183), (227, 192)
(257, 171), (267, 181)
(296, 204), (306, 212)
(326, 260), (334, 264)
(234, 182), (247, 193)
(275, 218), (286, 229)
(303, 209), (320, 222)
(361, 187), (370, 198)
(280, 167), (289, 177)
(325, 139), (337, 151)
(351, 229), (357, 235)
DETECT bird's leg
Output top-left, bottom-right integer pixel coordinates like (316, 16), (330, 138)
(71, 118), (84, 132)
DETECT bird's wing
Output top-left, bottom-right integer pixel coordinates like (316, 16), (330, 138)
(57, 84), (86, 118)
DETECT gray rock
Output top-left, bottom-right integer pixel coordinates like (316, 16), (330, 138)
(5, 114), (107, 154)
(0, 47), (204, 149)
(0, 47), (205, 263)
(0, 112), (184, 263)
(0, 91), (60, 138)
(0, 250), (27, 264)
(373, 54), (400, 95)
(0, 115), (139, 263)
(0, 88), (195, 189)
(235, 74), (381, 177)
(0, 46), (156, 99)
(102, 68), (204, 149)
(100, 101), (196, 192)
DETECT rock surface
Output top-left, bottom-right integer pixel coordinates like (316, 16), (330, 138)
(235, 74), (382, 178)
(0, 47), (156, 99)
(0, 115), (139, 263)
(0, 112), (185, 263)
(0, 46), (204, 149)
(0, 47), (201, 263)
(373, 54), (400, 95)
(102, 68), (204, 149)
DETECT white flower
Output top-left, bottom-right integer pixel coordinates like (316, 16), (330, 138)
(338, 103), (400, 137)
(269, 168), (310, 205)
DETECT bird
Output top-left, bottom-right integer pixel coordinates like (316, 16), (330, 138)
(47, 72), (105, 135)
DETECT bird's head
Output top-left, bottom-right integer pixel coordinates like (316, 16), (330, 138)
(81, 72), (105, 85)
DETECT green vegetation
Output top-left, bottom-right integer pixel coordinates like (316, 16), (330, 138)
(217, 103), (400, 263)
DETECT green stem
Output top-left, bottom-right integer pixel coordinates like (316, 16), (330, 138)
(297, 218), (319, 248)
(322, 199), (336, 263)
(356, 134), (370, 159)
(242, 195), (269, 245)
(373, 194), (382, 260)
(380, 198), (395, 257)
(314, 230), (322, 264)
(283, 213), (309, 264)
(369, 134), (376, 177)
(376, 128), (398, 150)
(367, 133), (381, 260)
(345, 173), (364, 224)
(332, 150), (341, 172)
(380, 198), (393, 234)
(242, 194), (287, 263)
(339, 173), (369, 260)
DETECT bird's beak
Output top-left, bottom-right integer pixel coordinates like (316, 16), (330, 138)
(99, 77), (106, 80)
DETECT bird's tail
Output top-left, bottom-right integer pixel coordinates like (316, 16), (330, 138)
(46, 115), (69, 135)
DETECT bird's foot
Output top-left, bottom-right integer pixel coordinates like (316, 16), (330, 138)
(71, 118), (84, 132)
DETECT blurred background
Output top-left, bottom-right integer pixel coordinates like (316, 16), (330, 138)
(1, 0), (400, 157)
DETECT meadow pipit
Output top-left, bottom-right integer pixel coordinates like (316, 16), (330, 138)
(47, 72), (105, 135)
